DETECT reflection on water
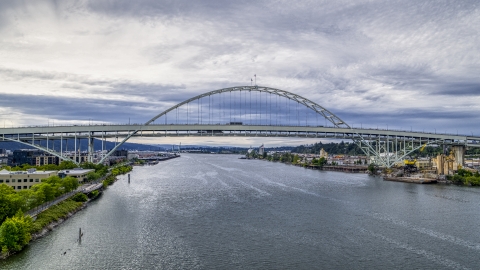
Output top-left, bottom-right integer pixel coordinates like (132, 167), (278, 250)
(2, 154), (480, 269)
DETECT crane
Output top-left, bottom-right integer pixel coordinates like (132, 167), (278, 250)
(403, 143), (427, 174)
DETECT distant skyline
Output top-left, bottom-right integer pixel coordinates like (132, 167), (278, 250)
(1, 1), (479, 147)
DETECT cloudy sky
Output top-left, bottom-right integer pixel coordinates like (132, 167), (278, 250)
(0, 0), (479, 147)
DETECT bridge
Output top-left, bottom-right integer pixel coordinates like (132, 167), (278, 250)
(1, 86), (479, 168)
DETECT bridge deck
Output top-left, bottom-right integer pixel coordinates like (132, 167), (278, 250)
(1, 124), (479, 145)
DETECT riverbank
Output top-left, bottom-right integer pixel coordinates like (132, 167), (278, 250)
(30, 200), (87, 242)
(0, 199), (86, 260)
(254, 158), (368, 174)
(1, 164), (133, 260)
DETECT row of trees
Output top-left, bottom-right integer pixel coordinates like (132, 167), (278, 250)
(0, 176), (79, 256)
(0, 161), (118, 226)
(0, 176), (79, 224)
(1, 161), (78, 172)
(0, 161), (132, 256)
(263, 152), (328, 168)
(81, 162), (109, 182)
(291, 141), (362, 156)
(103, 165), (133, 187)
(448, 168), (480, 186)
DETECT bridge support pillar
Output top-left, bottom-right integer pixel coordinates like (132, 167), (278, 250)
(451, 145), (465, 167)
(88, 132), (94, 163)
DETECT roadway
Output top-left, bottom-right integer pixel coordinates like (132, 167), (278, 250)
(1, 124), (480, 147)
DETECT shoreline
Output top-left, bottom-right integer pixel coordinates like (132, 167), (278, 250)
(255, 158), (369, 174)
(30, 203), (88, 242)
(1, 165), (132, 260)
(0, 202), (88, 260)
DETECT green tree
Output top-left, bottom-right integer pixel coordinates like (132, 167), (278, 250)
(312, 157), (327, 167)
(0, 211), (33, 254)
(0, 184), (24, 224)
(17, 189), (43, 211)
(368, 163), (376, 174)
(58, 161), (78, 170)
(292, 154), (300, 164)
(31, 183), (56, 202)
(71, 193), (88, 202)
(86, 171), (100, 182)
(60, 176), (79, 193)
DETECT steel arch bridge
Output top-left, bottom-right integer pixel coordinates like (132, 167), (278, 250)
(1, 85), (479, 167)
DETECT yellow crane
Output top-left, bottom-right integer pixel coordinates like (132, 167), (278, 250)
(403, 143), (427, 173)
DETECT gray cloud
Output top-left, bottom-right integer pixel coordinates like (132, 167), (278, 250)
(0, 0), (479, 144)
(0, 93), (159, 124)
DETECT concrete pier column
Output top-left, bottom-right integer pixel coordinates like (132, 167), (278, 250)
(88, 132), (94, 163)
(436, 154), (444, 175)
(452, 146), (465, 167)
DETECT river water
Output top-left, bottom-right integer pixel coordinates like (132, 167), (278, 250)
(1, 154), (480, 269)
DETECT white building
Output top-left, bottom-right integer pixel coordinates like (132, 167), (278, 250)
(0, 169), (57, 191)
(258, 144), (265, 156)
(58, 168), (95, 183)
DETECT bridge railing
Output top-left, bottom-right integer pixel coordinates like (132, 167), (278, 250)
(0, 123), (473, 137)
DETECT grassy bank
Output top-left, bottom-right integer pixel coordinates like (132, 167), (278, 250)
(31, 199), (84, 233)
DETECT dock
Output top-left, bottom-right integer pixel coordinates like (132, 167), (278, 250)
(322, 165), (368, 173)
(383, 177), (437, 184)
(138, 154), (180, 165)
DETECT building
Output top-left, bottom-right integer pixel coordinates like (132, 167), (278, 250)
(58, 168), (95, 183)
(319, 148), (328, 159)
(9, 149), (42, 167)
(0, 149), (7, 165)
(7, 149), (61, 167)
(433, 152), (460, 175)
(112, 149), (128, 157)
(35, 155), (60, 166)
(258, 144), (264, 156)
(0, 168), (57, 191)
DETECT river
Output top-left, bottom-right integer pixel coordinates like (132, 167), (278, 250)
(1, 154), (480, 269)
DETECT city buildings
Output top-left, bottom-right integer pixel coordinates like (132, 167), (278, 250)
(0, 168), (57, 190)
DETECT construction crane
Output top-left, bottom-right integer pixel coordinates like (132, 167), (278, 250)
(403, 143), (427, 174)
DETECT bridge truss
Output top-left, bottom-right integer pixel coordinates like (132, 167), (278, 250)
(1, 86), (479, 167)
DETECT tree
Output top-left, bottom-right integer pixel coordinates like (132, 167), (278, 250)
(60, 176), (79, 193)
(368, 163), (377, 174)
(58, 160), (78, 170)
(71, 193), (88, 202)
(31, 183), (56, 202)
(314, 157), (327, 167)
(0, 184), (24, 224)
(292, 154), (300, 164)
(0, 211), (33, 254)
(86, 171), (100, 182)
(17, 189), (42, 211)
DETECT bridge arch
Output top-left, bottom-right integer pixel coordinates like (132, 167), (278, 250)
(99, 85), (382, 165)
(145, 86), (350, 128)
